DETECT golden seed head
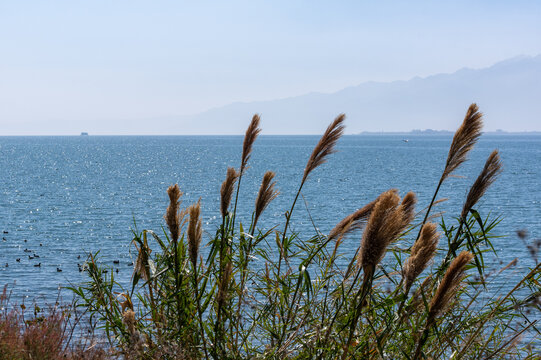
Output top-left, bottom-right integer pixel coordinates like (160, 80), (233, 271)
(302, 114), (345, 183)
(187, 200), (202, 267)
(461, 150), (502, 219)
(443, 104), (483, 180)
(402, 222), (439, 293)
(241, 114), (262, 174)
(220, 167), (239, 217)
(164, 184), (182, 242)
(254, 171), (279, 226)
(358, 190), (401, 275)
(428, 251), (474, 325)
(328, 190), (399, 242)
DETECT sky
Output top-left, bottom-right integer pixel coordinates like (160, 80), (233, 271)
(0, 0), (540, 134)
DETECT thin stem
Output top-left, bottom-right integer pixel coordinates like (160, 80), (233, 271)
(416, 176), (444, 242)
(231, 173), (243, 233)
(274, 179), (305, 349)
(192, 263), (209, 359)
(341, 273), (373, 360)
(413, 326), (430, 360)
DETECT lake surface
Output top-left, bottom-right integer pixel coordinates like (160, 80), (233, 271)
(0, 134), (540, 306)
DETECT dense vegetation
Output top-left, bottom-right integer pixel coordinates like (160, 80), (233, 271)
(2, 105), (539, 359)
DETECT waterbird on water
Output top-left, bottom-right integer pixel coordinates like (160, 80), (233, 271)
(57, 268), (62, 272)
(16, 258), (20, 262)
(34, 263), (41, 267)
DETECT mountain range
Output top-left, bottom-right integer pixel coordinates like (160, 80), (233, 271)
(145, 55), (541, 134)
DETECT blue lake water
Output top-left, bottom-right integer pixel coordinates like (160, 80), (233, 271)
(0, 134), (540, 306)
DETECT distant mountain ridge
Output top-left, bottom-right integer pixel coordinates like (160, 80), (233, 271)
(167, 55), (541, 134)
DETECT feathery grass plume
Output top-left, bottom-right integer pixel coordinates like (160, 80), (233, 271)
(460, 150), (502, 219)
(358, 190), (402, 276)
(187, 200), (202, 267)
(123, 309), (137, 336)
(241, 114), (261, 175)
(302, 114), (345, 184)
(328, 202), (375, 242)
(165, 184), (182, 242)
(413, 251), (474, 359)
(217, 261), (232, 308)
(402, 222), (439, 293)
(327, 190), (399, 241)
(428, 250), (473, 325)
(398, 191), (417, 227)
(442, 104), (483, 180)
(254, 171), (279, 228)
(133, 240), (152, 282)
(220, 167), (239, 217)
(344, 190), (411, 360)
(122, 309), (144, 357)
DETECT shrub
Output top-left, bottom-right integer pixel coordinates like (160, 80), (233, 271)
(0, 285), (108, 359)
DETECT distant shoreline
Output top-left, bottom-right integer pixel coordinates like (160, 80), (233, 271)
(1, 131), (541, 137)
(356, 130), (541, 136)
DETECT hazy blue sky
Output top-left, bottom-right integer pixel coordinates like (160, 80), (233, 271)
(1, 1), (540, 134)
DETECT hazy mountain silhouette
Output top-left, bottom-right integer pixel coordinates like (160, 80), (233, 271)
(161, 55), (541, 134)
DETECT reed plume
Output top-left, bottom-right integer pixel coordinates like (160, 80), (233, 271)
(254, 171), (279, 230)
(123, 309), (137, 336)
(302, 114), (345, 184)
(220, 167), (239, 218)
(165, 184), (182, 242)
(398, 191), (417, 228)
(241, 114), (261, 175)
(327, 190), (399, 241)
(217, 261), (232, 307)
(460, 150), (502, 219)
(402, 222), (439, 294)
(344, 190), (415, 359)
(187, 200), (202, 267)
(358, 190), (403, 276)
(358, 190), (416, 274)
(428, 250), (473, 324)
(443, 104), (483, 180)
(416, 104), (483, 239)
(134, 240), (152, 282)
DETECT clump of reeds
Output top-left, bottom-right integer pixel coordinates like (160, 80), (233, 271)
(71, 106), (539, 360)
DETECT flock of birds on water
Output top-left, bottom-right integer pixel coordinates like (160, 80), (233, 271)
(2, 230), (133, 274)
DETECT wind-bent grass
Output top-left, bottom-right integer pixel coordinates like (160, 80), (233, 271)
(71, 105), (540, 359)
